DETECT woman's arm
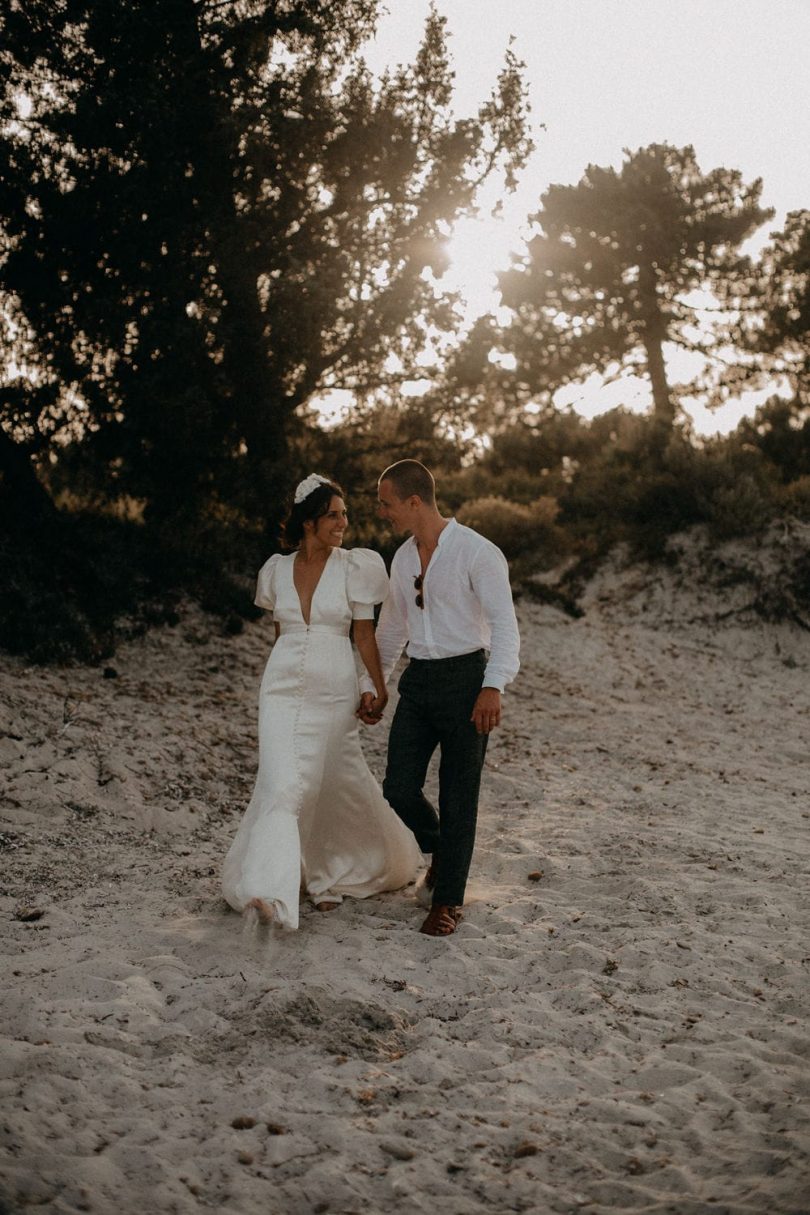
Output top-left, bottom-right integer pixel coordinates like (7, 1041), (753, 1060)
(353, 620), (388, 715)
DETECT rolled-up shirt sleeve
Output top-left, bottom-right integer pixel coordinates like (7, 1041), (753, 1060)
(469, 545), (520, 692)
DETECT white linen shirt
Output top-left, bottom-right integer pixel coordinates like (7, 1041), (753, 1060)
(362, 519), (520, 695)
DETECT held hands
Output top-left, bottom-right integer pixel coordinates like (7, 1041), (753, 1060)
(356, 690), (388, 726)
(357, 686), (500, 730)
(471, 687), (502, 734)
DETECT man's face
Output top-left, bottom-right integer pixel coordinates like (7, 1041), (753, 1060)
(377, 479), (415, 534)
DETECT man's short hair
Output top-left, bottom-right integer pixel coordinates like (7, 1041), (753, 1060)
(379, 459), (436, 505)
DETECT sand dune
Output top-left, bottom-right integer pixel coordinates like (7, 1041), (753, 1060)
(2, 532), (809, 1214)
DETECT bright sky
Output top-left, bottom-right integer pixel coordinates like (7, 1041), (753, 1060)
(360, 0), (810, 435)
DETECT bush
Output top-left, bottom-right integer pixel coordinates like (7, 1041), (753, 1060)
(0, 506), (263, 665)
(779, 475), (810, 521)
(707, 474), (776, 540)
(560, 427), (787, 557)
(456, 495), (560, 560)
(624, 472), (707, 557)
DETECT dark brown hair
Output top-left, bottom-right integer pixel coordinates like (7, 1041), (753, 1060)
(379, 459), (436, 505)
(280, 479), (344, 550)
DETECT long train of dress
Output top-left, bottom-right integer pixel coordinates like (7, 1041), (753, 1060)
(221, 547), (421, 929)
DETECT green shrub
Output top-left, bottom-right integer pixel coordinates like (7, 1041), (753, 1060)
(624, 472), (706, 556)
(441, 466), (556, 512)
(456, 495), (560, 560)
(707, 474), (776, 540)
(0, 506), (262, 665)
(779, 475), (810, 521)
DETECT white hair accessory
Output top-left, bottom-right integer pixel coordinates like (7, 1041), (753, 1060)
(294, 473), (332, 505)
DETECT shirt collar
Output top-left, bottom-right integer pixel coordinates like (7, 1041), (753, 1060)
(405, 518), (455, 549)
(436, 518), (456, 546)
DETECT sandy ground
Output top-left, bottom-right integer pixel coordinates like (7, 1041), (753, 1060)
(1, 529), (809, 1215)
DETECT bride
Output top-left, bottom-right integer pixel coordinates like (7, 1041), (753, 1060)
(221, 474), (422, 928)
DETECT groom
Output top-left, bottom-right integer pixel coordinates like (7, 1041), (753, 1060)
(358, 459), (520, 937)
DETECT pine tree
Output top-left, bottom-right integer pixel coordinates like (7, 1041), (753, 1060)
(496, 144), (772, 437)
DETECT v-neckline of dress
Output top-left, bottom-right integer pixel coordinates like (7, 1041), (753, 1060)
(292, 547), (336, 626)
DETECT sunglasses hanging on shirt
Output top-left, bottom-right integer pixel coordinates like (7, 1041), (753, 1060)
(413, 574), (424, 609)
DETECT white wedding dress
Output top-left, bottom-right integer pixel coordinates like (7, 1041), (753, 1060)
(221, 546), (421, 929)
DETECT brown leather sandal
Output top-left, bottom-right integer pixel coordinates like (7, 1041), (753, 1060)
(419, 904), (462, 936)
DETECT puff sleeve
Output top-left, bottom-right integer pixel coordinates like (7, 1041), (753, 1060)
(346, 548), (389, 619)
(254, 553), (282, 611)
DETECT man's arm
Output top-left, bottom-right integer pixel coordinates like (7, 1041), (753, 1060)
(374, 585), (410, 684)
(469, 544), (520, 733)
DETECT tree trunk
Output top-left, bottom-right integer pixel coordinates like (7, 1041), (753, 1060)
(173, 2), (291, 472)
(638, 262), (675, 438)
(0, 427), (57, 534)
(644, 330), (675, 432)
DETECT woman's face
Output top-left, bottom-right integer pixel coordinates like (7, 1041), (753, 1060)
(312, 495), (348, 547)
